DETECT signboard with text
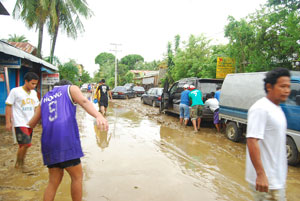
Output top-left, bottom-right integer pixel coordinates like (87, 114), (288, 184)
(42, 73), (59, 85)
(216, 57), (235, 79)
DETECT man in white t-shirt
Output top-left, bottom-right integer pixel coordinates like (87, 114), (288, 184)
(246, 68), (291, 201)
(5, 72), (39, 169)
(204, 93), (220, 132)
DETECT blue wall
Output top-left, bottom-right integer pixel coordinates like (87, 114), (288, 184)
(0, 69), (17, 115)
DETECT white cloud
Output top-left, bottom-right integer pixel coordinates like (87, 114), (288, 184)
(0, 0), (266, 75)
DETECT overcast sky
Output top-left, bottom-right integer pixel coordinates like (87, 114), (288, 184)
(1, 0), (267, 75)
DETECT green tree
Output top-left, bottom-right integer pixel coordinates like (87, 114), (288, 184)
(13, 0), (48, 58)
(46, 0), (93, 63)
(80, 70), (91, 84)
(172, 34), (212, 80)
(95, 52), (115, 67)
(120, 54), (144, 70)
(7, 34), (29, 42)
(58, 59), (80, 85)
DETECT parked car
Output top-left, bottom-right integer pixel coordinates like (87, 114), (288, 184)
(141, 87), (163, 107)
(160, 77), (223, 120)
(112, 86), (135, 99)
(124, 83), (135, 90)
(133, 86), (145, 97)
(219, 71), (300, 165)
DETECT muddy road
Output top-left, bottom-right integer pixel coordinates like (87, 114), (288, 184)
(0, 97), (300, 201)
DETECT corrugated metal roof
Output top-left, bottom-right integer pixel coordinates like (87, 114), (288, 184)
(8, 42), (37, 55)
(0, 2), (9, 15)
(0, 40), (58, 71)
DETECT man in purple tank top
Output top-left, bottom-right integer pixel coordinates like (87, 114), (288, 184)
(29, 80), (108, 201)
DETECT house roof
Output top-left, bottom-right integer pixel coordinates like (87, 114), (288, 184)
(0, 40), (58, 71)
(0, 2), (9, 15)
(8, 42), (37, 55)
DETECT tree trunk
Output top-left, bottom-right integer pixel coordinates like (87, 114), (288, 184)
(37, 21), (44, 58)
(50, 25), (59, 64)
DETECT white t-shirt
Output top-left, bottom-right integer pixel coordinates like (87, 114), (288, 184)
(245, 97), (287, 189)
(204, 98), (219, 112)
(5, 86), (39, 128)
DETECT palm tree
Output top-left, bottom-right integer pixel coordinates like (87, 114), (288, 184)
(13, 0), (48, 58)
(46, 0), (93, 63)
(7, 34), (29, 42)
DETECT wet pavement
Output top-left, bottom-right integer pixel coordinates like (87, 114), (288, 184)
(1, 97), (300, 200)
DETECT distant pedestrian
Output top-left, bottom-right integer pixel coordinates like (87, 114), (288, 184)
(246, 68), (290, 201)
(5, 72), (39, 169)
(214, 86), (221, 101)
(28, 80), (108, 201)
(179, 84), (190, 126)
(96, 79), (112, 116)
(204, 93), (220, 132)
(188, 85), (204, 132)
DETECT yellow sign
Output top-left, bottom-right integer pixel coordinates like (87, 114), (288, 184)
(216, 57), (235, 78)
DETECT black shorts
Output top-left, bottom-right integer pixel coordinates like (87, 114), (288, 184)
(99, 98), (108, 108)
(47, 158), (81, 169)
(15, 127), (33, 147)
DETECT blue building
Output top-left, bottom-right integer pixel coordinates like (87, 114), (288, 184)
(0, 40), (58, 115)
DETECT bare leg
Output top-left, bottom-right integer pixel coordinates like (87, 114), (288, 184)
(192, 120), (198, 131)
(215, 124), (220, 132)
(100, 106), (105, 116)
(197, 118), (201, 130)
(179, 118), (183, 124)
(15, 145), (28, 169)
(184, 119), (189, 126)
(43, 168), (64, 201)
(65, 164), (83, 201)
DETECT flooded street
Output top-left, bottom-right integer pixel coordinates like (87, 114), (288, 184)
(1, 97), (300, 200)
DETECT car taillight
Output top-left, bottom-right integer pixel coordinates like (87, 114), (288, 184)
(158, 96), (161, 101)
(118, 92), (124, 95)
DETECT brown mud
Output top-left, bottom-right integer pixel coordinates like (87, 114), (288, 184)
(0, 97), (299, 201)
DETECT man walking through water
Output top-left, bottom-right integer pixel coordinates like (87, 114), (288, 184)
(246, 68), (290, 201)
(28, 80), (108, 201)
(5, 72), (39, 169)
(96, 79), (112, 116)
(188, 85), (204, 132)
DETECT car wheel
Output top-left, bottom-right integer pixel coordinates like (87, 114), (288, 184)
(286, 137), (300, 166)
(152, 101), (156, 107)
(225, 122), (242, 142)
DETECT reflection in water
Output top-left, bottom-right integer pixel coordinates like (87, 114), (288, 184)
(94, 125), (111, 151)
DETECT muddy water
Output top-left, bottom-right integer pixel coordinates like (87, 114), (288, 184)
(1, 97), (300, 201)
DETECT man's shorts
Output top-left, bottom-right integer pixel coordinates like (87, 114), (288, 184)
(213, 109), (220, 124)
(179, 103), (190, 120)
(47, 158), (81, 169)
(15, 127), (33, 147)
(99, 98), (108, 108)
(190, 105), (203, 120)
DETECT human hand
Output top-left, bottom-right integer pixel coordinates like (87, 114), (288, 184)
(256, 173), (269, 192)
(5, 122), (12, 132)
(96, 115), (109, 131)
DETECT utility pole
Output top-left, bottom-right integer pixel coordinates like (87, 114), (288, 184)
(110, 43), (122, 88)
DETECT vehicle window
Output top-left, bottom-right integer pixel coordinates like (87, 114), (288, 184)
(157, 88), (163, 95)
(153, 89), (158, 95)
(148, 89), (153, 94)
(198, 82), (219, 94)
(169, 83), (178, 95)
(178, 80), (195, 88)
(286, 83), (300, 106)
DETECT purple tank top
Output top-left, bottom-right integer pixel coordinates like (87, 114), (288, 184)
(41, 85), (83, 165)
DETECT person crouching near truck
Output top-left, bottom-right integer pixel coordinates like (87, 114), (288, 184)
(188, 85), (204, 132)
(246, 67), (291, 201)
(204, 93), (220, 133)
(179, 84), (190, 126)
